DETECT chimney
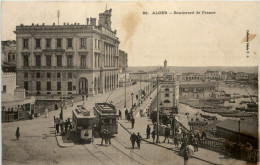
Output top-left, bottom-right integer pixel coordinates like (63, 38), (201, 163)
(87, 18), (89, 25)
(90, 17), (96, 26)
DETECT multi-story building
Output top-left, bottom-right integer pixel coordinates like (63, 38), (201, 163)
(15, 9), (120, 96)
(1, 40), (16, 63)
(181, 73), (203, 81)
(160, 80), (179, 108)
(236, 72), (250, 80)
(204, 70), (222, 80)
(179, 84), (217, 99)
(119, 50), (128, 73)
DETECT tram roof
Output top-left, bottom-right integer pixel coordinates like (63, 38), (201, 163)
(72, 109), (95, 119)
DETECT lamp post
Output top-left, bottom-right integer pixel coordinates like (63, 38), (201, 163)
(124, 68), (127, 108)
(60, 72), (63, 120)
(160, 102), (163, 124)
(131, 93), (134, 108)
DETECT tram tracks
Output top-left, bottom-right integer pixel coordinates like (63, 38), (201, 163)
(113, 137), (151, 163)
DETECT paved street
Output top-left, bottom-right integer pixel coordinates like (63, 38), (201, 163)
(2, 83), (251, 165)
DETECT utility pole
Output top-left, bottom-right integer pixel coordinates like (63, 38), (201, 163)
(156, 74), (160, 143)
(140, 74), (142, 105)
(60, 72), (63, 120)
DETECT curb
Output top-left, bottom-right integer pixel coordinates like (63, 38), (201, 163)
(55, 130), (74, 148)
(117, 121), (219, 165)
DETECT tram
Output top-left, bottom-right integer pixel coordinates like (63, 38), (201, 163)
(72, 105), (96, 142)
(93, 103), (118, 136)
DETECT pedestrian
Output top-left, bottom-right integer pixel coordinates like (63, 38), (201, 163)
(65, 101), (68, 110)
(125, 109), (128, 120)
(86, 94), (88, 100)
(56, 123), (60, 134)
(131, 117), (135, 129)
(183, 146), (190, 165)
(60, 121), (64, 136)
(15, 127), (20, 140)
(55, 104), (58, 110)
(152, 130), (156, 143)
(136, 132), (142, 149)
(163, 127), (170, 143)
(174, 136), (179, 148)
(146, 125), (151, 139)
(127, 113), (131, 122)
(82, 95), (84, 101)
(118, 110), (122, 120)
(64, 120), (68, 134)
(71, 99), (74, 107)
(104, 130), (109, 146)
(107, 130), (112, 145)
(44, 108), (49, 118)
(100, 129), (106, 146)
(130, 132), (137, 149)
(193, 137), (199, 152)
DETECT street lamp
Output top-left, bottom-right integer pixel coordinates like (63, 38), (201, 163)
(131, 93), (134, 108)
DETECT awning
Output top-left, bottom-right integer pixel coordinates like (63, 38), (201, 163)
(2, 95), (35, 107)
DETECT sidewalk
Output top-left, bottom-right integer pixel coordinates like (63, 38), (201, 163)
(117, 116), (249, 165)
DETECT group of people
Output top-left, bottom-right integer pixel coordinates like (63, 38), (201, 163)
(130, 132), (142, 149)
(55, 117), (73, 138)
(125, 109), (135, 129)
(100, 129), (112, 146)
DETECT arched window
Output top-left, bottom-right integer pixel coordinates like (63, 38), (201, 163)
(165, 94), (169, 97)
(165, 88), (169, 92)
(164, 100), (170, 103)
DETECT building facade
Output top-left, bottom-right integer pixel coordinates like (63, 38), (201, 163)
(1, 40), (16, 63)
(15, 9), (120, 96)
(118, 50), (128, 73)
(179, 84), (217, 99)
(160, 80), (179, 108)
(204, 70), (222, 80)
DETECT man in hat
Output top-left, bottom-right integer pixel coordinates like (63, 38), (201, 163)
(100, 129), (106, 146)
(130, 132), (137, 149)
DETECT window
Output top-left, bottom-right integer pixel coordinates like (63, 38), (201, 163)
(68, 73), (72, 79)
(36, 39), (41, 48)
(23, 39), (29, 48)
(67, 38), (72, 48)
(24, 72), (28, 78)
(165, 94), (169, 97)
(36, 81), (41, 91)
(46, 39), (51, 48)
(80, 38), (86, 48)
(67, 55), (73, 67)
(57, 82), (61, 91)
(57, 73), (61, 78)
(36, 55), (41, 66)
(36, 72), (40, 78)
(46, 55), (51, 66)
(23, 55), (29, 66)
(2, 85), (6, 93)
(47, 82), (51, 91)
(165, 88), (170, 92)
(57, 55), (62, 66)
(164, 100), (170, 103)
(68, 82), (72, 91)
(24, 81), (28, 91)
(47, 72), (51, 78)
(95, 39), (97, 49)
(98, 40), (100, 50)
(57, 38), (62, 48)
(8, 54), (11, 62)
(81, 55), (86, 66)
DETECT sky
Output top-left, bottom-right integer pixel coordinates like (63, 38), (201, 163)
(1, 1), (259, 67)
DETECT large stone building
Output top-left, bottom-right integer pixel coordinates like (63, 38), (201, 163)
(15, 9), (120, 96)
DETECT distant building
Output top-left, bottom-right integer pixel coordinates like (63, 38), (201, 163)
(1, 40), (16, 63)
(179, 84), (217, 99)
(118, 50), (128, 73)
(182, 73), (203, 81)
(216, 118), (258, 148)
(129, 72), (151, 81)
(236, 72), (250, 80)
(204, 70), (222, 80)
(14, 9), (120, 96)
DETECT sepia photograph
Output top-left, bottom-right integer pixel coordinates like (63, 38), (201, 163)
(1, 1), (259, 165)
